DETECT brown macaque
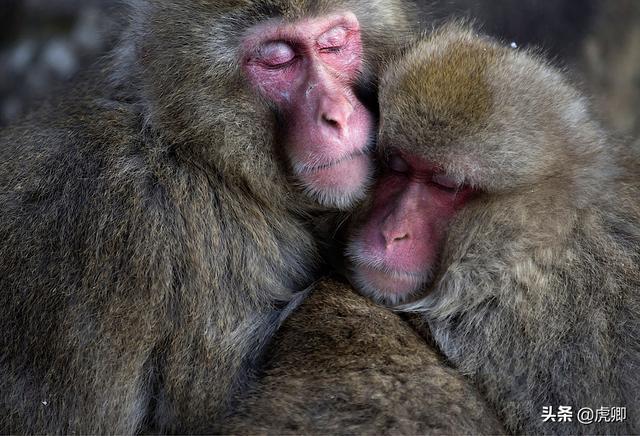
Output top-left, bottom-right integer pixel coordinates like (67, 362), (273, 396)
(348, 25), (640, 434)
(221, 278), (505, 435)
(0, 0), (415, 433)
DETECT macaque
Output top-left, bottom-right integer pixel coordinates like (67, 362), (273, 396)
(0, 0), (414, 432)
(348, 25), (640, 434)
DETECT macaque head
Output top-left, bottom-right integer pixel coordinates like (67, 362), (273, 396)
(348, 25), (604, 304)
(128, 0), (414, 210)
(348, 148), (478, 305)
(242, 11), (374, 208)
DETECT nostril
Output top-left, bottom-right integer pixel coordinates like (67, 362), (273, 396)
(393, 233), (409, 243)
(384, 231), (409, 248)
(322, 114), (340, 129)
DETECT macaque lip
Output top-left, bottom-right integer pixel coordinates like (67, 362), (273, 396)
(359, 264), (426, 296)
(298, 149), (369, 175)
(297, 152), (372, 208)
(300, 152), (371, 189)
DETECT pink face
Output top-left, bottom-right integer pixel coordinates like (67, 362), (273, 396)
(242, 12), (374, 209)
(348, 150), (477, 305)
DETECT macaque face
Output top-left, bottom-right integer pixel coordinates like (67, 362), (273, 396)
(348, 149), (477, 305)
(242, 12), (374, 209)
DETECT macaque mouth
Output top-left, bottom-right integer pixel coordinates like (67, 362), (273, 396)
(296, 149), (370, 175)
(294, 148), (373, 209)
(355, 262), (430, 298)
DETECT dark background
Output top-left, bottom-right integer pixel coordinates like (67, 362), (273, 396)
(1, 0), (639, 147)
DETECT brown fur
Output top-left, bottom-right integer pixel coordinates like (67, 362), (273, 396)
(373, 25), (640, 434)
(396, 38), (496, 143)
(222, 278), (505, 435)
(0, 1), (415, 433)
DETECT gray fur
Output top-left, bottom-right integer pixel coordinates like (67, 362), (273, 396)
(0, 0), (414, 433)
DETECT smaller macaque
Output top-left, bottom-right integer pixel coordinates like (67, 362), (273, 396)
(347, 24), (640, 434)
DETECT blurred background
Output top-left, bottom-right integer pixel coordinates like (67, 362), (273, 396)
(1, 0), (639, 148)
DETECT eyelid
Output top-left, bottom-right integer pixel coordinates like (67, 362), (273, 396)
(317, 26), (348, 49)
(388, 154), (410, 174)
(432, 173), (461, 191)
(257, 41), (296, 66)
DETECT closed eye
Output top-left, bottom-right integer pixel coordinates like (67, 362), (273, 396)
(387, 154), (410, 174)
(432, 173), (461, 192)
(257, 41), (296, 68)
(317, 26), (348, 52)
(320, 46), (343, 54)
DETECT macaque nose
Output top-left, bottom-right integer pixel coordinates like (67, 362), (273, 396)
(381, 209), (412, 248)
(380, 187), (420, 249)
(318, 93), (353, 134)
